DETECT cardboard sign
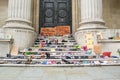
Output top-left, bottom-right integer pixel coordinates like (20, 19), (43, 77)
(93, 44), (101, 54)
(85, 33), (94, 49)
(40, 26), (70, 36)
(96, 32), (103, 40)
(10, 46), (18, 56)
(56, 26), (70, 36)
(85, 33), (93, 39)
(41, 27), (56, 36)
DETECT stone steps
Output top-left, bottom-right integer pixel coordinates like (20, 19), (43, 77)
(0, 34), (120, 66)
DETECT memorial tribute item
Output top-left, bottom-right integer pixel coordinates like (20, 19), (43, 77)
(94, 44), (101, 58)
(117, 49), (120, 58)
(102, 52), (111, 57)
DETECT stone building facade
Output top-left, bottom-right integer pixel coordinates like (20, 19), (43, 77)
(0, 0), (120, 52)
(1, 0), (120, 29)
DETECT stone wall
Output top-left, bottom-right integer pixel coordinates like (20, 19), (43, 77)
(103, 0), (120, 29)
(0, 0), (120, 29)
(0, 0), (8, 27)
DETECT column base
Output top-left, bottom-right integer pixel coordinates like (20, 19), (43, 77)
(4, 27), (37, 50)
(3, 21), (37, 50)
(0, 28), (5, 39)
(0, 39), (12, 57)
(78, 24), (107, 31)
(3, 18), (34, 30)
(75, 29), (106, 55)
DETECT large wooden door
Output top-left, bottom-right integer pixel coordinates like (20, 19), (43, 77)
(39, 0), (72, 33)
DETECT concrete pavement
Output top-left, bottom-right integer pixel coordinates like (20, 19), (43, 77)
(0, 66), (120, 80)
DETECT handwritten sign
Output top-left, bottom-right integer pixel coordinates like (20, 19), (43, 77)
(56, 26), (70, 36)
(40, 26), (70, 36)
(93, 44), (101, 54)
(41, 27), (56, 36)
(85, 33), (94, 49)
(10, 46), (18, 56)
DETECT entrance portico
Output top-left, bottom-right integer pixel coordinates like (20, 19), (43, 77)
(4, 0), (104, 49)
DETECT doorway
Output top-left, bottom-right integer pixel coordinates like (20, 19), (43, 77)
(39, 0), (72, 33)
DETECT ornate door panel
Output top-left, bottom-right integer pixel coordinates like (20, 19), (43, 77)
(40, 0), (72, 32)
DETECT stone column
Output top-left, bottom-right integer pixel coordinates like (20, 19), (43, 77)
(3, 0), (36, 49)
(75, 0), (107, 51)
(78, 0), (106, 30)
(72, 0), (79, 33)
(4, 0), (33, 29)
(32, 0), (40, 33)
